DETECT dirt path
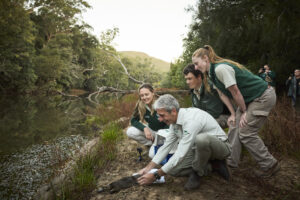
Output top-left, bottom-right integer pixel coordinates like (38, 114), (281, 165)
(90, 132), (300, 200)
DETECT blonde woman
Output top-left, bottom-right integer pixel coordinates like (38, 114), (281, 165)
(126, 84), (168, 156)
(192, 45), (279, 177)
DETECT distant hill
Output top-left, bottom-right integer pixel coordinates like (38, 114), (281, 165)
(119, 51), (170, 73)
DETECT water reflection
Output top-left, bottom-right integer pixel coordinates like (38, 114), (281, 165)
(0, 95), (99, 199)
(0, 95), (88, 156)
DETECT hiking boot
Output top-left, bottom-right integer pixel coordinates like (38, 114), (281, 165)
(211, 159), (231, 181)
(184, 171), (201, 190)
(254, 161), (281, 178)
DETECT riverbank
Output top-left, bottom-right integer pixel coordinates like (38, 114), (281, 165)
(39, 121), (126, 200)
(0, 135), (88, 199)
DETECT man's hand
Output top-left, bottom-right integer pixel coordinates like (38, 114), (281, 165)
(144, 127), (154, 141)
(227, 114), (236, 127)
(138, 161), (157, 176)
(137, 173), (156, 185)
(239, 112), (247, 128)
(137, 167), (149, 175)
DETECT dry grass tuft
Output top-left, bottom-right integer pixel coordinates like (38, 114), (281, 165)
(260, 96), (300, 159)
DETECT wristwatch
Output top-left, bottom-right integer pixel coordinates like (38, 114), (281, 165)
(153, 171), (161, 180)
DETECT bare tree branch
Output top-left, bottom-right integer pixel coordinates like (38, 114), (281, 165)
(82, 66), (94, 73)
(101, 50), (144, 84)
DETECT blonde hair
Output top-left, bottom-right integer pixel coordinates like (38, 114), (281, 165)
(192, 45), (245, 70)
(202, 73), (211, 93)
(193, 45), (247, 92)
(132, 83), (157, 123)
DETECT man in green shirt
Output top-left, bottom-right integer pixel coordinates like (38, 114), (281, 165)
(183, 64), (229, 128)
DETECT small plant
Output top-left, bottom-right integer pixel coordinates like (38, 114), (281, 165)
(72, 154), (97, 191)
(101, 122), (123, 144)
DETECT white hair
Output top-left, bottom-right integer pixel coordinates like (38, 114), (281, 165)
(153, 94), (180, 113)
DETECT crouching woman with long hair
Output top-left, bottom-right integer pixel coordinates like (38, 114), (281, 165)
(126, 83), (168, 157)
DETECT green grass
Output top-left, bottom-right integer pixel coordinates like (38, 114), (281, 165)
(72, 154), (97, 190)
(54, 122), (123, 199)
(102, 123), (123, 143)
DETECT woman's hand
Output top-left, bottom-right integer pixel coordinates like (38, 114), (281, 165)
(239, 112), (247, 128)
(227, 114), (236, 127)
(144, 127), (154, 141)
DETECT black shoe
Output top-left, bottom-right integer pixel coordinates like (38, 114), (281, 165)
(184, 171), (201, 190)
(211, 159), (231, 181)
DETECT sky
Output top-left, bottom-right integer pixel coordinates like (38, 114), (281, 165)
(82, 0), (196, 63)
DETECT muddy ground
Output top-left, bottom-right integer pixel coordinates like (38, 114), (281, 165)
(90, 131), (300, 200)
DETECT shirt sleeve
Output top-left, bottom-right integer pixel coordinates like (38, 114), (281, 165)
(215, 64), (236, 88)
(152, 128), (178, 165)
(161, 120), (203, 173)
(130, 115), (145, 131)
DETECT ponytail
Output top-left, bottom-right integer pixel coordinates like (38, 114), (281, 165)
(193, 45), (246, 70)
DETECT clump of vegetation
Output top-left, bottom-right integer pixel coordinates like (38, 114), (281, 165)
(55, 122), (123, 200)
(260, 96), (300, 159)
(85, 93), (137, 128)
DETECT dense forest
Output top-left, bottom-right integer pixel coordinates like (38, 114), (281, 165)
(166, 0), (300, 91)
(1, 0), (300, 95)
(0, 0), (162, 95)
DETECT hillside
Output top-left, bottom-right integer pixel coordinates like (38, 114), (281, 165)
(119, 51), (170, 73)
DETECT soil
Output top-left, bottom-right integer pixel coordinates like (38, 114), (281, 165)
(90, 131), (300, 200)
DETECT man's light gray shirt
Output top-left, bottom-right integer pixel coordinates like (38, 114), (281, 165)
(152, 108), (227, 174)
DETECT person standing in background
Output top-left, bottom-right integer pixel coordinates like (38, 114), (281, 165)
(258, 64), (276, 87)
(286, 69), (300, 113)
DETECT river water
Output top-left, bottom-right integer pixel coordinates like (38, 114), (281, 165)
(0, 94), (99, 199)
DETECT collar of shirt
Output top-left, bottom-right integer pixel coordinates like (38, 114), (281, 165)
(175, 108), (187, 126)
(193, 87), (201, 100)
(145, 104), (151, 112)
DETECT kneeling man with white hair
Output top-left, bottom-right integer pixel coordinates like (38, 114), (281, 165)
(137, 94), (232, 190)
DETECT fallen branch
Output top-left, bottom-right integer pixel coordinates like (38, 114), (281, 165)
(87, 86), (136, 104)
(87, 86), (189, 104)
(56, 90), (79, 98)
(156, 90), (189, 95)
(55, 87), (188, 104)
